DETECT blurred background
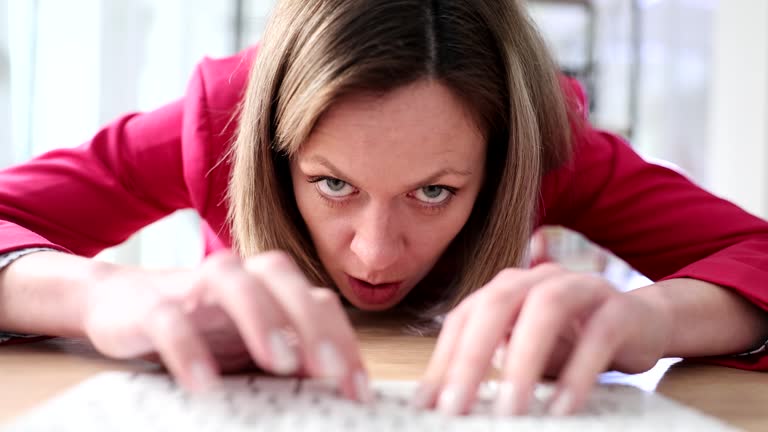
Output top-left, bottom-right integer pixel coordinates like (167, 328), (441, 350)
(0, 0), (766, 290)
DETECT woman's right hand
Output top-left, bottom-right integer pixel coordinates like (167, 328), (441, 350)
(82, 250), (370, 402)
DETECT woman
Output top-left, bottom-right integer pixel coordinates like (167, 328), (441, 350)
(1, 0), (767, 418)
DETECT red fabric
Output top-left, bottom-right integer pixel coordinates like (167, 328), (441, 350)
(1, 48), (767, 370)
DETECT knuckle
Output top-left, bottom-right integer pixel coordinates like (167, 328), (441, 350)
(451, 289), (481, 314)
(442, 309), (463, 330)
(311, 287), (342, 307)
(213, 275), (270, 311)
(203, 250), (240, 271)
(494, 267), (521, 283)
(212, 270), (250, 296)
(254, 250), (296, 270)
(145, 304), (181, 335)
(477, 284), (515, 310)
(530, 282), (571, 308)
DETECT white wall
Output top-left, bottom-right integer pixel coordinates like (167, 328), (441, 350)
(0, 1), (10, 169)
(533, 0), (716, 183)
(29, 1), (102, 156)
(6, 0), (39, 165)
(708, 1), (768, 218)
(630, 0), (714, 182)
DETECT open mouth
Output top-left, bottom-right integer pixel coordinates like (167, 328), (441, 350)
(346, 275), (403, 306)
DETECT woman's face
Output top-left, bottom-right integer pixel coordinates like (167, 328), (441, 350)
(290, 79), (486, 311)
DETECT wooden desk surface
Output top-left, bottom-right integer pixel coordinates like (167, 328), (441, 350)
(1, 317), (767, 431)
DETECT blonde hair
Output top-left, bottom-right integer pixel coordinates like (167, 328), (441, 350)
(228, 0), (578, 317)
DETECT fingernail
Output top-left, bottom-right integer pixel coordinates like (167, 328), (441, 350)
(493, 381), (518, 416)
(354, 371), (373, 403)
(549, 390), (573, 416)
(411, 382), (438, 409)
(317, 341), (346, 379)
(190, 361), (218, 392)
(437, 385), (467, 416)
(269, 330), (299, 375)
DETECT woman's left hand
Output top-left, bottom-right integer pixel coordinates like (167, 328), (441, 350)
(413, 263), (671, 416)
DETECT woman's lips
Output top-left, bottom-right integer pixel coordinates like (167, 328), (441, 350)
(346, 275), (403, 306)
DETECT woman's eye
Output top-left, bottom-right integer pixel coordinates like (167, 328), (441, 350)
(414, 186), (452, 204)
(316, 178), (355, 197)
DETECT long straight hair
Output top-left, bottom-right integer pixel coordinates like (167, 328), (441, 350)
(228, 0), (579, 317)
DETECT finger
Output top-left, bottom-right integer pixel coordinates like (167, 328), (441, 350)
(498, 272), (611, 416)
(244, 252), (345, 378)
(204, 253), (300, 376)
(413, 286), (496, 409)
(437, 265), (565, 415)
(530, 231), (553, 266)
(549, 296), (632, 416)
(245, 251), (364, 399)
(493, 332), (576, 378)
(412, 298), (473, 410)
(143, 302), (219, 393)
(310, 288), (372, 403)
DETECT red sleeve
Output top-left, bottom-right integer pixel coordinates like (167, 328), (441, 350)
(0, 65), (215, 257)
(541, 122), (768, 370)
(0, 48), (255, 346)
(0, 81), (184, 346)
(0, 99), (193, 345)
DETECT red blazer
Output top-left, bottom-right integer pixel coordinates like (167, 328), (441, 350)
(2, 47), (768, 370)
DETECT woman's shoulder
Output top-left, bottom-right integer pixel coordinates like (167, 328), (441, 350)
(179, 46), (258, 230)
(538, 78), (627, 225)
(192, 46), (259, 118)
(180, 45), (259, 149)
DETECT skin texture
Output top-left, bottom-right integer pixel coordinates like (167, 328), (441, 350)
(413, 264), (670, 416)
(290, 79), (487, 311)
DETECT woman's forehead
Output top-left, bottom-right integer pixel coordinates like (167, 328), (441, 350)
(291, 81), (486, 194)
(303, 80), (485, 157)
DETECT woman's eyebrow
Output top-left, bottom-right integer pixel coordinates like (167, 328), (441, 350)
(302, 155), (473, 190)
(407, 168), (473, 190)
(303, 155), (348, 179)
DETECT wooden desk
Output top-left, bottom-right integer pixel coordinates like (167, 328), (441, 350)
(1, 318), (767, 431)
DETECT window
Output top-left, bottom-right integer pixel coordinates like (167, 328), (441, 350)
(3, 1), (277, 267)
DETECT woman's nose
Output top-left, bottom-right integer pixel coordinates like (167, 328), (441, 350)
(349, 208), (404, 273)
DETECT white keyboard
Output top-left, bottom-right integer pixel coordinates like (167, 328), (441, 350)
(4, 372), (739, 431)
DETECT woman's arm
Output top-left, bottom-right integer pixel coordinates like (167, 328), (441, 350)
(0, 251), (115, 338)
(630, 278), (768, 358)
(0, 50), (257, 346)
(0, 248), (372, 400)
(540, 114), (768, 368)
